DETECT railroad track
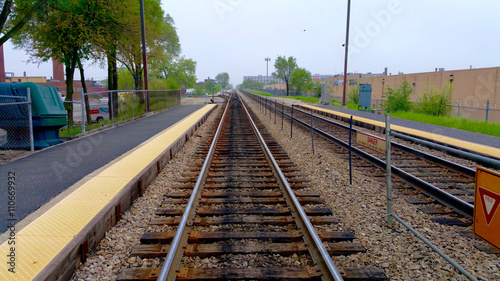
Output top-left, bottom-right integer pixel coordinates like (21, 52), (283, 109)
(116, 94), (387, 280)
(244, 92), (477, 227)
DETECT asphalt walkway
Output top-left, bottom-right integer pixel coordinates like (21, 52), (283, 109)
(0, 104), (205, 233)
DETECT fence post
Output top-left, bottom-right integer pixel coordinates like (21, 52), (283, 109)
(81, 88), (85, 136)
(349, 116), (353, 185)
(486, 100), (490, 121)
(132, 92), (135, 121)
(291, 104), (294, 138)
(310, 108), (314, 154)
(456, 101), (460, 117)
(274, 100), (277, 124)
(110, 92), (114, 127)
(281, 102), (284, 130)
(386, 114), (393, 226)
(27, 88), (34, 151)
(165, 90), (167, 110)
(269, 98), (272, 120)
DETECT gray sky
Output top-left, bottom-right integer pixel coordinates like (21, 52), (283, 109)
(4, 0), (500, 87)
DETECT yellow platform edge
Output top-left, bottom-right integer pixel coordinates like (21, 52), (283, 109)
(0, 104), (216, 281)
(302, 104), (500, 159)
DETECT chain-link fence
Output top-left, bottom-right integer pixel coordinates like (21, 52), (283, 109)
(253, 88), (308, 97)
(0, 93), (34, 151)
(256, 89), (500, 122)
(450, 100), (500, 122)
(60, 89), (181, 137)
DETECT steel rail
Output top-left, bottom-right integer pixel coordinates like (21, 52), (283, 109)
(278, 105), (474, 217)
(157, 95), (232, 281)
(293, 106), (476, 176)
(253, 94), (477, 176)
(295, 103), (499, 169)
(239, 93), (344, 281)
(247, 91), (496, 171)
(244, 91), (473, 216)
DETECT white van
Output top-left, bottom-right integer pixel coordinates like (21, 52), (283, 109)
(89, 104), (109, 123)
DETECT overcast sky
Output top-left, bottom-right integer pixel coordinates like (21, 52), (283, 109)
(4, 0), (500, 87)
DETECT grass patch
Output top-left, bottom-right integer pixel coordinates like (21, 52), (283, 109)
(390, 111), (500, 137)
(330, 100), (361, 110)
(283, 96), (319, 103)
(247, 89), (273, 96)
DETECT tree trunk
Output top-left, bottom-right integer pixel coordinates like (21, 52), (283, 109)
(77, 58), (92, 124)
(64, 48), (78, 125)
(111, 49), (118, 118)
(285, 79), (289, 96)
(107, 49), (119, 118)
(136, 67), (144, 105)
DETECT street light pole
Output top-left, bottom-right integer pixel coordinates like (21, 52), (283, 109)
(342, 0), (351, 106)
(265, 57), (271, 84)
(140, 0), (150, 111)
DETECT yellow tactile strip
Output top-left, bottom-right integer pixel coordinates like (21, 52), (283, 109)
(303, 105), (500, 159)
(0, 104), (216, 281)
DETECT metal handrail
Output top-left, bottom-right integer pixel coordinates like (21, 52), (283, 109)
(246, 92), (473, 216)
(0, 95), (27, 100)
(240, 93), (344, 281)
(277, 101), (474, 217)
(248, 91), (499, 170)
(156, 95), (231, 281)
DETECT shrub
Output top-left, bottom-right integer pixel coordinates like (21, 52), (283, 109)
(413, 83), (452, 116)
(347, 85), (359, 104)
(382, 80), (413, 113)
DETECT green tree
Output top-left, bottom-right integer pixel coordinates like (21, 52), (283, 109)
(0, 0), (48, 46)
(154, 55), (197, 89)
(414, 83), (453, 116)
(347, 85), (359, 104)
(203, 80), (214, 91)
(238, 79), (264, 89)
(193, 85), (204, 96)
(272, 56), (297, 96)
(13, 0), (115, 123)
(116, 2), (180, 102)
(290, 68), (312, 94)
(382, 80), (413, 113)
(215, 72), (230, 88)
(312, 82), (322, 98)
(117, 68), (135, 90)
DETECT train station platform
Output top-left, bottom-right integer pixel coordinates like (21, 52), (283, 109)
(302, 104), (500, 158)
(0, 103), (216, 280)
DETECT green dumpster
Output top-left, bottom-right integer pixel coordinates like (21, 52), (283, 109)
(0, 82), (67, 149)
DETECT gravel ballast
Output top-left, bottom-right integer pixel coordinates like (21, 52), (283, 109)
(243, 94), (499, 280)
(70, 95), (499, 281)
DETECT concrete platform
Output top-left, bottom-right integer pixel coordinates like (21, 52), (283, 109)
(302, 104), (500, 158)
(0, 104), (216, 280)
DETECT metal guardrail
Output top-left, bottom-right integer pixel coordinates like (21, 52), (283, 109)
(245, 91), (474, 217)
(247, 91), (479, 280)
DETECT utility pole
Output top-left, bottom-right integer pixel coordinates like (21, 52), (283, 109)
(140, 0), (150, 111)
(342, 0), (351, 106)
(265, 57), (271, 84)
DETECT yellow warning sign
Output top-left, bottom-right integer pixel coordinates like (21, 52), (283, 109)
(474, 167), (500, 250)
